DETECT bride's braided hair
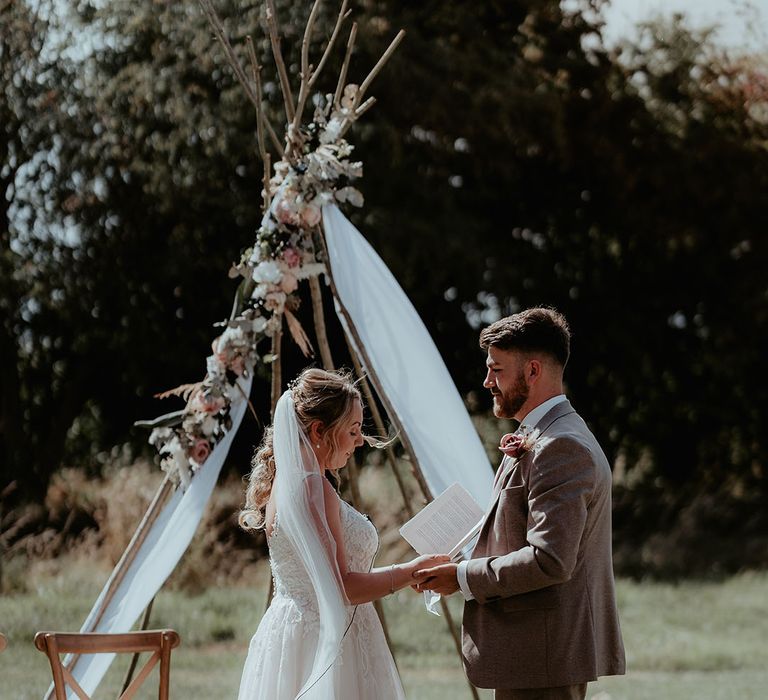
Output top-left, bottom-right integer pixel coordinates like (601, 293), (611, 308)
(239, 367), (363, 531)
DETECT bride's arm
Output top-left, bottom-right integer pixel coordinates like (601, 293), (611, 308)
(322, 479), (448, 605)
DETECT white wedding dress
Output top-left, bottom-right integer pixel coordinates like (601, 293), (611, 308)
(238, 494), (406, 699)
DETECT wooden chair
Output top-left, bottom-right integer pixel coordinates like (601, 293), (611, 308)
(34, 629), (180, 700)
(0, 632), (6, 652)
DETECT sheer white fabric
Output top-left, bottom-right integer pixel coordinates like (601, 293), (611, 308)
(322, 204), (493, 507)
(238, 391), (404, 699)
(62, 373), (253, 699)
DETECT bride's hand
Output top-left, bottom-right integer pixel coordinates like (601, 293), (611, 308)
(410, 559), (460, 596)
(402, 553), (450, 581)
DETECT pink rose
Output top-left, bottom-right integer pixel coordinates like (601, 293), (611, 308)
(280, 272), (298, 294)
(300, 203), (321, 228)
(499, 433), (526, 458)
(282, 247), (300, 268)
(275, 198), (298, 226)
(499, 428), (540, 459)
(189, 438), (211, 465)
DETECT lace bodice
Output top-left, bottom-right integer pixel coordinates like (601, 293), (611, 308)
(267, 497), (378, 612)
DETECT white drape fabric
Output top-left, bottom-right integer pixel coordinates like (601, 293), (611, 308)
(270, 390), (350, 699)
(58, 373), (253, 699)
(322, 204), (493, 506)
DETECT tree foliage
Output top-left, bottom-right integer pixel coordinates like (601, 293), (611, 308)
(2, 0), (767, 547)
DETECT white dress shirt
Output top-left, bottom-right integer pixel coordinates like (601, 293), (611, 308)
(456, 394), (568, 600)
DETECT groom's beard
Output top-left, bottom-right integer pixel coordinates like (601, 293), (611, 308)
(492, 371), (529, 419)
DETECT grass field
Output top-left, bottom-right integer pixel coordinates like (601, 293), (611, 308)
(1, 563), (767, 699)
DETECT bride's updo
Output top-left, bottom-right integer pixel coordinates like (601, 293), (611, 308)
(239, 367), (362, 531)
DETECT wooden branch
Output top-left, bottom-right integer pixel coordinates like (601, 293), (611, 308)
(234, 377), (262, 429)
(354, 96), (376, 119)
(287, 0), (323, 156)
(334, 22), (357, 108)
(246, 35), (273, 212)
(265, 0), (296, 125)
(246, 36), (268, 163)
(308, 0), (351, 89)
(338, 29), (404, 137)
(270, 328), (283, 418)
(200, 2), (284, 159)
(356, 30), (406, 106)
(198, 0), (260, 111)
(265, 119), (285, 159)
(343, 332), (412, 517)
(309, 275), (335, 370)
(261, 152), (272, 215)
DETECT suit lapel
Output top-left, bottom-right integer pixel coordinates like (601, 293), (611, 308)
(473, 399), (578, 555)
(491, 455), (511, 494)
(489, 400), (575, 504)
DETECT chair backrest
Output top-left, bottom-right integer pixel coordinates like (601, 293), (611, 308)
(0, 632), (6, 652)
(34, 629), (180, 700)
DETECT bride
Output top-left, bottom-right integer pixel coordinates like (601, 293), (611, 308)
(237, 368), (447, 699)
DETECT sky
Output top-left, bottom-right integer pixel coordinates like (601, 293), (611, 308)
(600, 0), (768, 52)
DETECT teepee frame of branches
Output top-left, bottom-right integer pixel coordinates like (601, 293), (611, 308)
(65, 3), (481, 698)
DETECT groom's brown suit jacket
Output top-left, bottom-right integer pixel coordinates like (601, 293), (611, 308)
(462, 400), (626, 689)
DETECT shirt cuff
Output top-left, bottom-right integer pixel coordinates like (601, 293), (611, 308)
(457, 560), (475, 601)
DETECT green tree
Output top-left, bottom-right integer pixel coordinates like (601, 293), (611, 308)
(3, 0), (767, 564)
(1, 0), (80, 498)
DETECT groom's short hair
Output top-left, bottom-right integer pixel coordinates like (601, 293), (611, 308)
(479, 307), (571, 368)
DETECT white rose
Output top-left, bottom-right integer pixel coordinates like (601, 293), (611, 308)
(148, 427), (172, 447)
(220, 325), (246, 347)
(251, 283), (270, 300)
(253, 260), (283, 285)
(252, 315), (268, 333)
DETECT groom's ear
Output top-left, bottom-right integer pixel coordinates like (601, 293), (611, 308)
(526, 358), (543, 384)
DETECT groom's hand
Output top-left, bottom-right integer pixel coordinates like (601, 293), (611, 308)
(412, 562), (460, 596)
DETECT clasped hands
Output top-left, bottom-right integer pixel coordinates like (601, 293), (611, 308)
(408, 555), (460, 596)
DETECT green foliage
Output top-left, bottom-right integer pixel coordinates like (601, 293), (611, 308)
(1, 0), (77, 497)
(2, 0), (767, 553)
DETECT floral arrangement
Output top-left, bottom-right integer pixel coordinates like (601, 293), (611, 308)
(148, 92), (365, 488)
(498, 426), (541, 460)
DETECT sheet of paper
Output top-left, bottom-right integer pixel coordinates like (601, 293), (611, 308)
(399, 482), (485, 557)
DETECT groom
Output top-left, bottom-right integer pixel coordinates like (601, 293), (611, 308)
(415, 307), (625, 699)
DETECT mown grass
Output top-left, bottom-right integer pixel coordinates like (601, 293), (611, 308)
(2, 563), (767, 699)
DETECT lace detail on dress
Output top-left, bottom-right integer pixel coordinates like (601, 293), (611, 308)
(338, 499), (379, 572)
(266, 497), (378, 624)
(239, 496), (405, 699)
(267, 516), (319, 624)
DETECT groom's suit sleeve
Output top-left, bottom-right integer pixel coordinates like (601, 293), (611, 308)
(464, 436), (595, 603)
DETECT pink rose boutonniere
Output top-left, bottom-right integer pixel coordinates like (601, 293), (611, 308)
(499, 427), (541, 459)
